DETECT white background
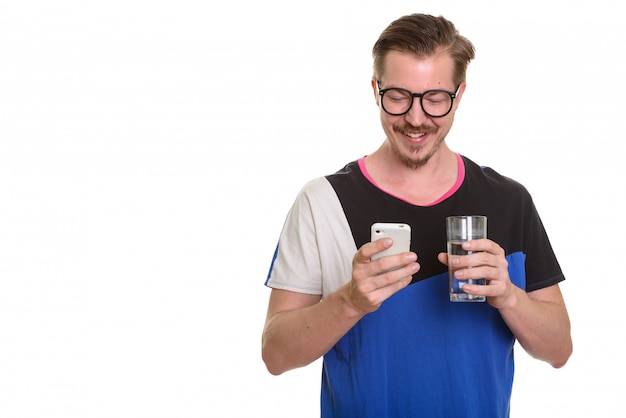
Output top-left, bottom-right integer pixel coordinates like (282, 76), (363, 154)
(1, 1), (624, 417)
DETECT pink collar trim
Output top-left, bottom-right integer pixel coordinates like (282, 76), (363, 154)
(357, 153), (465, 206)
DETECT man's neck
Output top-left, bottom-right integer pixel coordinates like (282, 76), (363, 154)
(363, 144), (459, 206)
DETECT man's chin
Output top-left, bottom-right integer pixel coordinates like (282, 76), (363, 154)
(397, 144), (443, 169)
(396, 149), (429, 169)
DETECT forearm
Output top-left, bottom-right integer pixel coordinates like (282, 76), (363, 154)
(499, 285), (572, 368)
(262, 289), (364, 375)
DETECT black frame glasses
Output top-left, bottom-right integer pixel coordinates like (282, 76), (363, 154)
(377, 81), (461, 118)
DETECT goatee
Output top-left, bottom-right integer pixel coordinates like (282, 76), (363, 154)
(392, 123), (442, 169)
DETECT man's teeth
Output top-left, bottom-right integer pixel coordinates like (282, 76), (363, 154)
(405, 132), (425, 139)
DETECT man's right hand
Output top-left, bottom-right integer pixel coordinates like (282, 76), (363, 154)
(345, 238), (419, 316)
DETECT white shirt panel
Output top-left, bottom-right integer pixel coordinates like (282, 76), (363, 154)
(266, 177), (356, 299)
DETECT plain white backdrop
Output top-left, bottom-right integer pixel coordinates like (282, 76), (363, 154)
(0, 1), (624, 416)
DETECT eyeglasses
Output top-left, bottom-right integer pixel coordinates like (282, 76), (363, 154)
(377, 81), (460, 118)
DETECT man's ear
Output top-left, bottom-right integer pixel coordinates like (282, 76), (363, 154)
(456, 82), (467, 104)
(371, 79), (380, 105)
(450, 82), (467, 113)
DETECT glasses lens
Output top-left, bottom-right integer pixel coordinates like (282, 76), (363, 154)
(381, 89), (412, 115)
(422, 91), (453, 117)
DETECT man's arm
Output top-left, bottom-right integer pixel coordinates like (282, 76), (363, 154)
(439, 239), (573, 368)
(497, 284), (572, 368)
(262, 239), (419, 375)
(261, 288), (362, 376)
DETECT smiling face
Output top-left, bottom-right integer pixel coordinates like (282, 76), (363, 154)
(374, 50), (465, 169)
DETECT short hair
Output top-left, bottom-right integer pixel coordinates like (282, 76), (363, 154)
(372, 14), (476, 85)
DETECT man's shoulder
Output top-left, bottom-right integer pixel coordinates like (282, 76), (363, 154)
(325, 160), (361, 181)
(462, 155), (529, 194)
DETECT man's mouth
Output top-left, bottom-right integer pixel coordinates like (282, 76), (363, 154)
(395, 124), (436, 140)
(404, 131), (427, 139)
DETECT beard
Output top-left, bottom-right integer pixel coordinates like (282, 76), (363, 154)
(392, 122), (444, 169)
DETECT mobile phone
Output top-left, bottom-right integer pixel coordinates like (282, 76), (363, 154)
(370, 222), (411, 261)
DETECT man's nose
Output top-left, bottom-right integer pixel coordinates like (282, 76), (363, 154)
(404, 100), (429, 125)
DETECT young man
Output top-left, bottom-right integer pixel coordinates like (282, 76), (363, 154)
(262, 13), (572, 417)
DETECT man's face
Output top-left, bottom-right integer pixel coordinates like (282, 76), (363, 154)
(373, 50), (464, 169)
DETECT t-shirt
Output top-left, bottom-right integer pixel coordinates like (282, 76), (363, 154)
(265, 154), (564, 417)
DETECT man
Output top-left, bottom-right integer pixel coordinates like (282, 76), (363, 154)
(262, 13), (572, 417)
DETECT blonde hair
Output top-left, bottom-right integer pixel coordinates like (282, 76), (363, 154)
(372, 13), (475, 85)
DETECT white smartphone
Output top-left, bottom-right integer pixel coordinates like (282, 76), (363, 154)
(370, 222), (411, 261)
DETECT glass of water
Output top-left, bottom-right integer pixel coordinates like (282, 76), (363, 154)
(446, 215), (487, 302)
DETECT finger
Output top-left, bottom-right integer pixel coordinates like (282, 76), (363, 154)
(374, 263), (418, 290)
(437, 252), (449, 266)
(462, 239), (504, 256)
(449, 250), (490, 271)
(461, 282), (488, 298)
(454, 265), (489, 280)
(372, 251), (417, 273)
(357, 238), (393, 262)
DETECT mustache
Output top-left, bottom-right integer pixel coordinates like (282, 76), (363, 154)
(393, 123), (437, 135)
